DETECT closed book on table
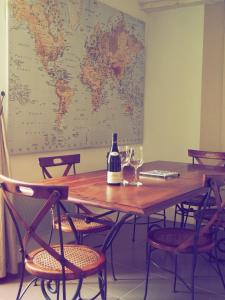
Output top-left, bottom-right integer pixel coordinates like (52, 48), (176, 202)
(139, 170), (180, 179)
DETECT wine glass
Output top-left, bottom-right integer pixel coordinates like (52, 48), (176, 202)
(129, 145), (144, 186)
(119, 146), (131, 185)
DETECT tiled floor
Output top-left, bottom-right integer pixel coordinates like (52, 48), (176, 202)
(1, 218), (225, 300)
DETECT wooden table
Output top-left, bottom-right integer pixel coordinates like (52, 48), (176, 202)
(41, 161), (225, 216)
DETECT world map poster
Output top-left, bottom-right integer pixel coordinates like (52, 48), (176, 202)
(8, 0), (145, 154)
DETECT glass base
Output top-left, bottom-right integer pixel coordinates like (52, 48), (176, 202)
(129, 181), (143, 186)
(121, 180), (129, 186)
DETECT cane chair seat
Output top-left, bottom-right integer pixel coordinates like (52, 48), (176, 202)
(148, 228), (214, 253)
(54, 215), (113, 234)
(195, 208), (225, 225)
(182, 194), (216, 207)
(26, 244), (106, 280)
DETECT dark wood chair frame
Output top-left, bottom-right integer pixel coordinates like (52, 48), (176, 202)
(195, 173), (225, 261)
(39, 154), (80, 178)
(38, 153), (117, 280)
(144, 174), (225, 300)
(173, 149), (225, 227)
(0, 174), (131, 300)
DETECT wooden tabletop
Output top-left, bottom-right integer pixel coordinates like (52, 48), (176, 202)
(40, 161), (225, 216)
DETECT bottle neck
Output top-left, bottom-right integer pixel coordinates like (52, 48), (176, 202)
(111, 134), (118, 152)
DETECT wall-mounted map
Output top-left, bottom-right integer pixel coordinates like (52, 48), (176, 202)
(8, 0), (145, 154)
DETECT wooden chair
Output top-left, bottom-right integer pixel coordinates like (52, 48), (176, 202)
(0, 175), (108, 300)
(39, 154), (80, 178)
(38, 154), (117, 279)
(39, 154), (113, 239)
(144, 174), (225, 300)
(194, 173), (225, 260)
(173, 149), (225, 227)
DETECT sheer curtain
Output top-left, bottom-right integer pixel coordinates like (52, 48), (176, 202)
(0, 92), (18, 277)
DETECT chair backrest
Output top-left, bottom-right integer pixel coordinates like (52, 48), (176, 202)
(188, 149), (225, 166)
(177, 174), (225, 252)
(39, 153), (94, 215)
(0, 175), (82, 275)
(38, 154), (80, 178)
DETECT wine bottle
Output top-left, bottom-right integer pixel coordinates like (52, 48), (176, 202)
(107, 133), (122, 185)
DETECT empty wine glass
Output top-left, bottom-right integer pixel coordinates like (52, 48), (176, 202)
(119, 145), (131, 185)
(129, 145), (144, 186)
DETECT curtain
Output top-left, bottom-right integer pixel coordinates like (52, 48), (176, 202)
(0, 92), (18, 278)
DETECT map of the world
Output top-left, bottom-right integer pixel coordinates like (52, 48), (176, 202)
(8, 0), (145, 154)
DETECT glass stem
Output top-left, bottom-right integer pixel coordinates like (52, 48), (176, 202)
(134, 167), (138, 182)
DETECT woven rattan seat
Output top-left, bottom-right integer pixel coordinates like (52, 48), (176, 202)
(148, 228), (213, 253)
(26, 244), (105, 280)
(54, 215), (112, 234)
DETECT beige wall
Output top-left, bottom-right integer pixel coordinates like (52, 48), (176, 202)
(144, 5), (204, 162)
(200, 2), (225, 151)
(0, 0), (8, 111)
(99, 0), (148, 20)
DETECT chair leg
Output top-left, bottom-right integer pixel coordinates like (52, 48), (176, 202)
(163, 209), (167, 228)
(173, 255), (178, 293)
(115, 211), (120, 222)
(145, 221), (150, 258)
(183, 204), (191, 227)
(16, 261), (25, 300)
(173, 205), (179, 227)
(18, 278), (38, 300)
(180, 206), (186, 228)
(214, 245), (225, 290)
(98, 266), (107, 300)
(132, 215), (137, 242)
(144, 243), (152, 300)
(110, 243), (117, 280)
(191, 251), (198, 300)
(103, 266), (107, 300)
(56, 281), (60, 300)
(33, 277), (39, 286)
(71, 278), (83, 300)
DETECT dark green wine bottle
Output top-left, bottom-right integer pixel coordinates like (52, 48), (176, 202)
(107, 133), (122, 185)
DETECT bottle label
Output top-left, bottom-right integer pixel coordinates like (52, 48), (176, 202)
(107, 171), (122, 184)
(109, 152), (119, 156)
